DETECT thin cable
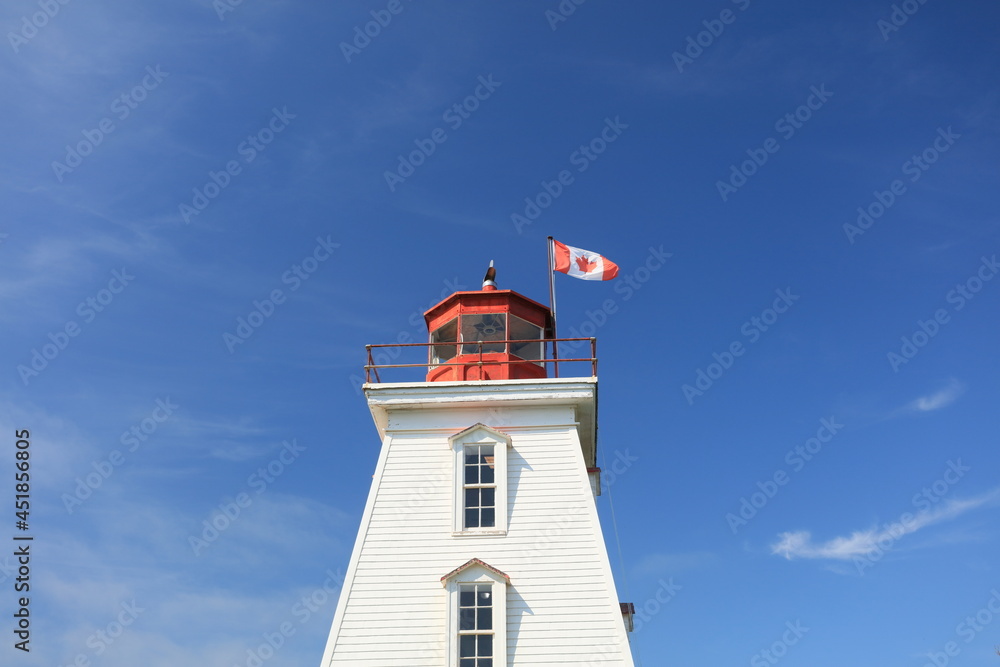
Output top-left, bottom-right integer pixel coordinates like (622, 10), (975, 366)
(601, 449), (643, 667)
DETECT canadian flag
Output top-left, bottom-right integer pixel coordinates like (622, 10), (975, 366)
(552, 240), (619, 281)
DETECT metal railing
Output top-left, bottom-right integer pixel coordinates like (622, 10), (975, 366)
(364, 338), (597, 383)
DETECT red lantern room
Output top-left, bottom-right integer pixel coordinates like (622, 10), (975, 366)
(423, 275), (553, 382)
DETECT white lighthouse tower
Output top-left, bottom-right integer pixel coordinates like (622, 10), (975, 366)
(319, 272), (634, 666)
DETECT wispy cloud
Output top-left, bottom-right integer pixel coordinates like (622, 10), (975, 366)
(876, 378), (967, 422)
(770, 489), (1000, 560)
(907, 378), (965, 412)
(35, 491), (349, 667)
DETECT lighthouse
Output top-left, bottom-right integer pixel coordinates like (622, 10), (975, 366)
(319, 269), (635, 666)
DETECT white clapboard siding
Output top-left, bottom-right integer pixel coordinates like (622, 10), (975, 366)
(320, 379), (634, 666)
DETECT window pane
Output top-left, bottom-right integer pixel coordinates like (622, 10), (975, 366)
(477, 586), (491, 604)
(460, 635), (476, 657)
(460, 608), (475, 630)
(477, 607), (492, 630)
(431, 318), (458, 364)
(460, 587), (475, 606)
(461, 313), (506, 354)
(465, 508), (479, 528)
(460, 660), (475, 667)
(465, 463), (478, 484)
(481, 487), (495, 507)
(480, 465), (494, 484)
(480, 507), (495, 527)
(509, 315), (542, 362)
(479, 660), (492, 667)
(478, 634), (493, 657)
(480, 464), (494, 484)
(465, 488), (480, 508)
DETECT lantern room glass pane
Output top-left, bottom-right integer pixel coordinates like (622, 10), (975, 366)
(461, 313), (506, 354)
(431, 318), (459, 365)
(508, 315), (543, 363)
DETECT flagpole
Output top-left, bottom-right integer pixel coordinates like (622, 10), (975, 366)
(547, 236), (559, 378)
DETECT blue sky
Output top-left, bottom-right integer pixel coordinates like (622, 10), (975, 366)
(2, 0), (999, 665)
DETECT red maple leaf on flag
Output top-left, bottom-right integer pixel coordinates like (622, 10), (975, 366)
(575, 254), (597, 273)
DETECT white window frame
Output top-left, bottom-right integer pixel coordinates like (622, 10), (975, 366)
(449, 424), (510, 536)
(442, 560), (509, 667)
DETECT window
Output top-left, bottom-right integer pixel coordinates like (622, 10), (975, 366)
(449, 424), (510, 535)
(463, 444), (495, 528)
(431, 317), (459, 366)
(442, 559), (509, 667)
(431, 312), (544, 363)
(508, 315), (542, 363)
(461, 313), (506, 354)
(458, 583), (494, 666)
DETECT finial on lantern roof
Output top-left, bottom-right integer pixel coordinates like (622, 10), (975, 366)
(482, 260), (497, 291)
